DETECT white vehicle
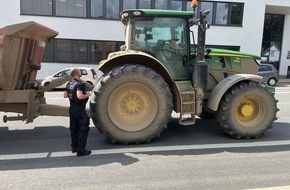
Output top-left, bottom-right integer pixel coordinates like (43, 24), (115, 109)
(41, 67), (97, 89)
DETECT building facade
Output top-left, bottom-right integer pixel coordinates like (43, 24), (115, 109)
(0, 0), (289, 78)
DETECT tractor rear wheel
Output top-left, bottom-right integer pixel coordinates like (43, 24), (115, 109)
(216, 81), (278, 139)
(90, 64), (173, 144)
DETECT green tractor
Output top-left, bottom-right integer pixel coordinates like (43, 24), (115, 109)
(90, 9), (278, 144)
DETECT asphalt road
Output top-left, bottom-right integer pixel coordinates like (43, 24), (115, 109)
(0, 85), (290, 190)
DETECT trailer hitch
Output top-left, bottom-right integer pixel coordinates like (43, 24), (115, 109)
(3, 114), (26, 123)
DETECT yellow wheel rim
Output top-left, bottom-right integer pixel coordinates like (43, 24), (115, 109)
(235, 97), (262, 123)
(108, 83), (157, 132)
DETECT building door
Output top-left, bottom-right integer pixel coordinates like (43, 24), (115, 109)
(261, 14), (284, 70)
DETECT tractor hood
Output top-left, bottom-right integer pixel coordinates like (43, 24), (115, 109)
(196, 48), (261, 60)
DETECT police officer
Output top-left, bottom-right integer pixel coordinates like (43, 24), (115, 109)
(64, 68), (91, 156)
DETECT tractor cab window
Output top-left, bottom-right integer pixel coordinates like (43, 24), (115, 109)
(132, 17), (189, 79)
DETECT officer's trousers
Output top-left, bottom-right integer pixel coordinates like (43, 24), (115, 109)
(69, 106), (90, 153)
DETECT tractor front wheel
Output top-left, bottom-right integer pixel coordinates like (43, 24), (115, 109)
(90, 64), (173, 144)
(216, 81), (278, 139)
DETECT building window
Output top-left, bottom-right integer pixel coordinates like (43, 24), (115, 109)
(215, 3), (228, 25)
(186, 1), (192, 11)
(20, 0), (52, 16)
(206, 45), (240, 52)
(55, 0), (87, 18)
(214, 2), (243, 26)
(43, 40), (54, 62)
(196, 1), (244, 26)
(43, 39), (124, 64)
(106, 0), (120, 19)
(139, 0), (151, 9)
(155, 0), (167, 10)
(91, 41), (104, 64)
(229, 3), (243, 25)
(170, 1), (182, 10)
(20, 0), (243, 25)
(123, 0), (137, 10)
(185, 1), (243, 26)
(56, 39), (87, 63)
(200, 1), (213, 24)
(105, 42), (118, 56)
(91, 0), (104, 18)
(261, 14), (284, 67)
(191, 44), (240, 52)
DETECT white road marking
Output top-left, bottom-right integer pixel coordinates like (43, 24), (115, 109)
(0, 153), (48, 161)
(245, 186), (290, 190)
(276, 91), (290, 94)
(1, 140), (290, 161)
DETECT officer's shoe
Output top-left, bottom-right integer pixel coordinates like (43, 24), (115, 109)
(77, 150), (91, 157)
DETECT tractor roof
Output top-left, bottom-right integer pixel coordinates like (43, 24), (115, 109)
(121, 9), (194, 24)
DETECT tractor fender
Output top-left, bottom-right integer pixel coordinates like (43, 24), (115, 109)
(207, 74), (263, 111)
(97, 50), (173, 89)
(98, 50), (172, 81)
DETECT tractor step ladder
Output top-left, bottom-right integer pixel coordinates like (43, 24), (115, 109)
(175, 81), (196, 126)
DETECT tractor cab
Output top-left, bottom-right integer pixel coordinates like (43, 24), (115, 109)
(121, 9), (193, 79)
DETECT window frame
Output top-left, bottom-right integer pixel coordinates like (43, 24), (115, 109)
(55, 0), (87, 18)
(20, 0), (53, 16)
(43, 39), (124, 64)
(20, 0), (244, 25)
(203, 1), (244, 26)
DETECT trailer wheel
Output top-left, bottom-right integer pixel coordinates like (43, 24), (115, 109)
(216, 81), (278, 139)
(90, 64), (173, 144)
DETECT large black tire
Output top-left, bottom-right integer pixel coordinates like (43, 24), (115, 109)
(90, 64), (173, 144)
(216, 81), (278, 139)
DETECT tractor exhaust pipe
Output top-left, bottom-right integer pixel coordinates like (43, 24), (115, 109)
(193, 8), (211, 115)
(195, 10), (210, 92)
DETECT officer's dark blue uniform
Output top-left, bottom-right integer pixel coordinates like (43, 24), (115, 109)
(66, 78), (90, 156)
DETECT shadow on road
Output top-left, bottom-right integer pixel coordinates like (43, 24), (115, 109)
(0, 118), (289, 171)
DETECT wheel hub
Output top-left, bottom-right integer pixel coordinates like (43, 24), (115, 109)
(236, 99), (256, 122)
(108, 83), (157, 132)
(240, 104), (254, 117)
(121, 93), (144, 115)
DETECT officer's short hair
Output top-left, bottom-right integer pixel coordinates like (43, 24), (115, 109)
(71, 68), (79, 77)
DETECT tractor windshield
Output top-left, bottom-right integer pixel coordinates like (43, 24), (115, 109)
(131, 17), (189, 79)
